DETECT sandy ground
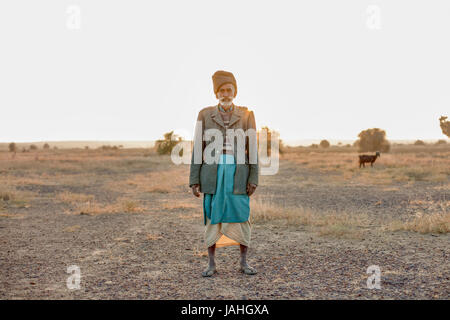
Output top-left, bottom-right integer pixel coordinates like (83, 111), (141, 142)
(0, 150), (449, 299)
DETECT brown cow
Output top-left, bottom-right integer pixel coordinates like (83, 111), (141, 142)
(359, 151), (380, 168)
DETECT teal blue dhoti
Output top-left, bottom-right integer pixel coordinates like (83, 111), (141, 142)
(203, 154), (250, 226)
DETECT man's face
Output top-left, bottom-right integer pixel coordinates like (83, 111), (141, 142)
(216, 83), (235, 106)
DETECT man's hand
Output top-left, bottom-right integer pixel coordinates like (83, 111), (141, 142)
(246, 183), (257, 196)
(191, 184), (200, 197)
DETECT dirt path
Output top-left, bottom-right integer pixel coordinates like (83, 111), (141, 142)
(0, 155), (449, 299)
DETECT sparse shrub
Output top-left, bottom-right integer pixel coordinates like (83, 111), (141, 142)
(310, 144), (319, 149)
(251, 197), (368, 239)
(389, 211), (449, 234)
(155, 131), (182, 155)
(43, 143), (50, 149)
(354, 128), (390, 153)
(8, 142), (17, 152)
(99, 145), (120, 151)
(29, 144), (37, 150)
(439, 116), (450, 138)
(122, 200), (144, 213)
(0, 191), (12, 201)
(319, 140), (330, 148)
(414, 140), (426, 146)
(435, 139), (447, 145)
(404, 169), (428, 181)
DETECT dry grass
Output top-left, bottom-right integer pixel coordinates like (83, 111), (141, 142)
(105, 167), (188, 194)
(193, 246), (208, 257)
(251, 196), (369, 239)
(122, 200), (146, 213)
(252, 195), (450, 235)
(0, 190), (14, 201)
(66, 198), (146, 215)
(388, 211), (450, 234)
(2, 146), (448, 234)
(74, 201), (123, 215)
(63, 225), (81, 232)
(161, 201), (197, 211)
(56, 191), (95, 204)
(178, 212), (202, 220)
(0, 148), (167, 184)
(0, 213), (27, 219)
(282, 145), (450, 185)
(0, 148), (178, 215)
(0, 187), (33, 209)
(146, 234), (163, 240)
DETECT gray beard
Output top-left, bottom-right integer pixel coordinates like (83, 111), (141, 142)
(220, 100), (233, 107)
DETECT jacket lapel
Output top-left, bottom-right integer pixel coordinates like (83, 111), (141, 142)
(211, 103), (241, 128)
(228, 108), (241, 127)
(211, 105), (225, 128)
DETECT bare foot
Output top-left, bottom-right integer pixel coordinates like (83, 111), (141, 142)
(240, 264), (257, 275)
(201, 265), (217, 277)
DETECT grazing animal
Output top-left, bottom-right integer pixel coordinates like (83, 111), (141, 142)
(359, 151), (380, 168)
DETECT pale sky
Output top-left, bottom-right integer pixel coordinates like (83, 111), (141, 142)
(1, 0), (449, 144)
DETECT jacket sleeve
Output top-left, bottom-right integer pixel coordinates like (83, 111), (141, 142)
(189, 110), (204, 187)
(247, 110), (259, 186)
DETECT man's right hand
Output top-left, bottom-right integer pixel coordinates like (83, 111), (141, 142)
(191, 184), (200, 197)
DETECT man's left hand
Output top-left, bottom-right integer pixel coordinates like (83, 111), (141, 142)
(246, 183), (257, 196)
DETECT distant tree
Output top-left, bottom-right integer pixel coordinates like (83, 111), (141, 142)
(439, 116), (450, 138)
(319, 140), (330, 148)
(310, 144), (319, 149)
(8, 142), (17, 152)
(85, 146), (89, 150)
(99, 145), (117, 151)
(435, 139), (447, 145)
(43, 143), (50, 149)
(29, 144), (37, 150)
(414, 140), (426, 146)
(155, 131), (182, 155)
(354, 128), (390, 153)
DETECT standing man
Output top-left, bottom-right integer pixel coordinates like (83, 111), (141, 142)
(189, 70), (259, 277)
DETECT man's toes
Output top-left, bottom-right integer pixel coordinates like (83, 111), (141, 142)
(202, 268), (217, 277)
(201, 271), (210, 277)
(245, 268), (257, 275)
(240, 266), (257, 275)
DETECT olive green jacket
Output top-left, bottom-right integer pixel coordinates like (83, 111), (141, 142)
(189, 104), (259, 194)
